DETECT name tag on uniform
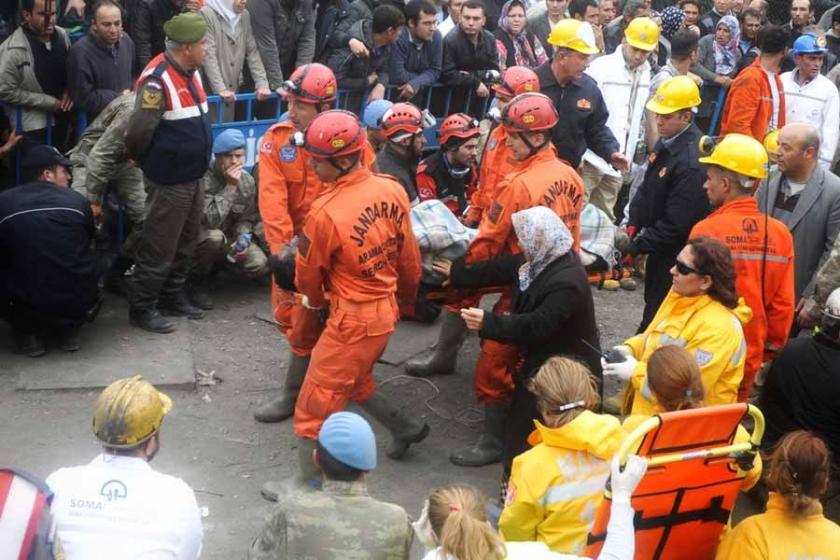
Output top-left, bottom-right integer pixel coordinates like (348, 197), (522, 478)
(280, 145), (298, 162)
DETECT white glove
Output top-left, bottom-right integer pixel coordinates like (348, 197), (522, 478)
(601, 346), (637, 381)
(610, 454), (648, 505)
(411, 499), (437, 549)
(300, 295), (322, 311)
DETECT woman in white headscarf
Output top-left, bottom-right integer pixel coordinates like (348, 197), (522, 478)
(201, 0), (271, 120)
(433, 206), (601, 480)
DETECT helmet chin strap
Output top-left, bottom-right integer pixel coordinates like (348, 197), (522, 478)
(517, 131), (548, 158)
(327, 153), (360, 177)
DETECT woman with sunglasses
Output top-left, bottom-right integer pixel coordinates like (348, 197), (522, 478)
(602, 236), (752, 415)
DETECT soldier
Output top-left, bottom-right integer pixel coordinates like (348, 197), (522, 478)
(248, 412), (413, 559)
(69, 92), (145, 294)
(253, 63), (375, 424)
(124, 12), (212, 333)
(691, 133), (795, 400)
(189, 129), (268, 308)
(280, 110), (427, 497)
(409, 93), (586, 467)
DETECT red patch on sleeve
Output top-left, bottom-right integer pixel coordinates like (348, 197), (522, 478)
(298, 232), (312, 261)
(487, 201), (504, 224)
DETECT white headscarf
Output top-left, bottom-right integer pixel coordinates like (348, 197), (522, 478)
(512, 206), (573, 291)
(206, 0), (242, 33)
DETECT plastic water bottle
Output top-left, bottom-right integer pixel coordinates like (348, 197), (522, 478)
(227, 232), (252, 263)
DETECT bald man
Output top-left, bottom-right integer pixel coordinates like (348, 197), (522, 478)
(757, 122), (840, 315)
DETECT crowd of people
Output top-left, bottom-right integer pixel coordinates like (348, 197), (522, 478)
(5, 0), (840, 557)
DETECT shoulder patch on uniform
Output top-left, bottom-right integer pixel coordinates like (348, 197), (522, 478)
(658, 167), (668, 178)
(141, 84), (163, 110)
(487, 201), (504, 224)
(280, 145), (298, 162)
(298, 231), (312, 261)
(488, 137), (497, 151)
(505, 480), (517, 506)
(577, 98), (592, 110)
(260, 140), (272, 153)
(695, 349), (714, 367)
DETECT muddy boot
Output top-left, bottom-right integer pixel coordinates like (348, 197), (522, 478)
(261, 438), (321, 502)
(405, 310), (467, 378)
(450, 404), (506, 467)
(254, 355), (310, 423)
(360, 393), (430, 459)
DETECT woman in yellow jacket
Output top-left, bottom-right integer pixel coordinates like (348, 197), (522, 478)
(498, 357), (624, 554)
(622, 345), (762, 490)
(603, 237), (752, 415)
(716, 430), (840, 559)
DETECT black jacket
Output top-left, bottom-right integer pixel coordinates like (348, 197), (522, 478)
(375, 143), (418, 202)
(325, 18), (390, 90)
(441, 27), (500, 89)
(0, 182), (98, 323)
(451, 251), (600, 377)
(759, 333), (840, 462)
(67, 33), (135, 116)
(131, 0), (185, 72)
(247, 0), (316, 86)
(535, 61), (619, 169)
(628, 123), (710, 257)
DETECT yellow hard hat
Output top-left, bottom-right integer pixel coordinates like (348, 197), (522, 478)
(624, 17), (660, 51)
(547, 19), (600, 54)
(763, 129), (780, 155)
(93, 375), (173, 448)
(645, 75), (701, 114)
(698, 133), (769, 179)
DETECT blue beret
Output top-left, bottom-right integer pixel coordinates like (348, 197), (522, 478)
(212, 129), (246, 154)
(362, 99), (393, 130)
(318, 412), (377, 471)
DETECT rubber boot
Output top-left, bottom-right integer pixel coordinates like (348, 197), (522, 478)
(261, 438), (321, 502)
(187, 276), (214, 310)
(405, 310), (467, 378)
(254, 354), (310, 423)
(450, 404), (506, 467)
(360, 393), (430, 459)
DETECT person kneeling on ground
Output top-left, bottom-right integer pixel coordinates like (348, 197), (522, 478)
(498, 357), (623, 554)
(0, 145), (99, 357)
(249, 411), (413, 559)
(189, 129), (268, 310)
(46, 376), (203, 558)
(415, 456), (647, 559)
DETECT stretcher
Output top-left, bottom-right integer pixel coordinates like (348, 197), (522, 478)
(585, 403), (764, 560)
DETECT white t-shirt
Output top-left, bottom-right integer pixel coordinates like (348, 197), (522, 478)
(46, 454), (203, 560)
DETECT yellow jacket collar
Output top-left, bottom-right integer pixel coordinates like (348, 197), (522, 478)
(528, 411), (621, 460)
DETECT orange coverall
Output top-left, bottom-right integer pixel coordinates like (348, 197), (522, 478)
(719, 58), (786, 142)
(463, 125), (520, 227)
(690, 197), (795, 400)
(259, 121), (375, 355)
(292, 167), (421, 439)
(454, 144), (586, 406)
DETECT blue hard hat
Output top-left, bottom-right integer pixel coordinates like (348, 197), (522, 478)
(212, 129), (246, 154)
(792, 34), (827, 55)
(318, 411), (377, 471)
(362, 99), (393, 130)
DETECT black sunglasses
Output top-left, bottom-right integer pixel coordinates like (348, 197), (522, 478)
(675, 259), (703, 276)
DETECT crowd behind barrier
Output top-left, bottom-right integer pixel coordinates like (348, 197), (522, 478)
(6, 81), (726, 185)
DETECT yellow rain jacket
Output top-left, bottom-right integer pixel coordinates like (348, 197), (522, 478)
(622, 414), (762, 491)
(715, 493), (840, 559)
(499, 410), (623, 554)
(624, 290), (752, 415)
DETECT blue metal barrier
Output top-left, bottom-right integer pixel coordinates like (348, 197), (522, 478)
(699, 82), (728, 136)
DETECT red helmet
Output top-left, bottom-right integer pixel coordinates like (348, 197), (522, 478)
(493, 66), (540, 99)
(439, 113), (480, 145)
(501, 93), (558, 133)
(300, 110), (365, 158)
(380, 102), (424, 138)
(283, 63), (337, 105)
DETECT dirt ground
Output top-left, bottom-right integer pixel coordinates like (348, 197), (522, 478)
(0, 277), (644, 558)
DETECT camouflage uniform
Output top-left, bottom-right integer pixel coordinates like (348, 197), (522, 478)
(248, 480), (413, 560)
(814, 233), (840, 308)
(193, 163), (267, 278)
(69, 93), (146, 257)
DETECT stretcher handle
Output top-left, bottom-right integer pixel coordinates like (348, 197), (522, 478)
(618, 404), (766, 468)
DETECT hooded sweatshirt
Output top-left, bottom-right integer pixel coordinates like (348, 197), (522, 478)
(499, 411), (623, 554)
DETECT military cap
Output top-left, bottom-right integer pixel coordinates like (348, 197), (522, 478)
(164, 12), (207, 44)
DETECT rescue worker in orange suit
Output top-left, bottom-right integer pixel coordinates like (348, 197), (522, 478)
(416, 113), (480, 216)
(691, 133), (795, 401)
(408, 92), (585, 467)
(465, 65), (541, 227)
(289, 110), (429, 490)
(375, 102), (430, 204)
(253, 63), (375, 424)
